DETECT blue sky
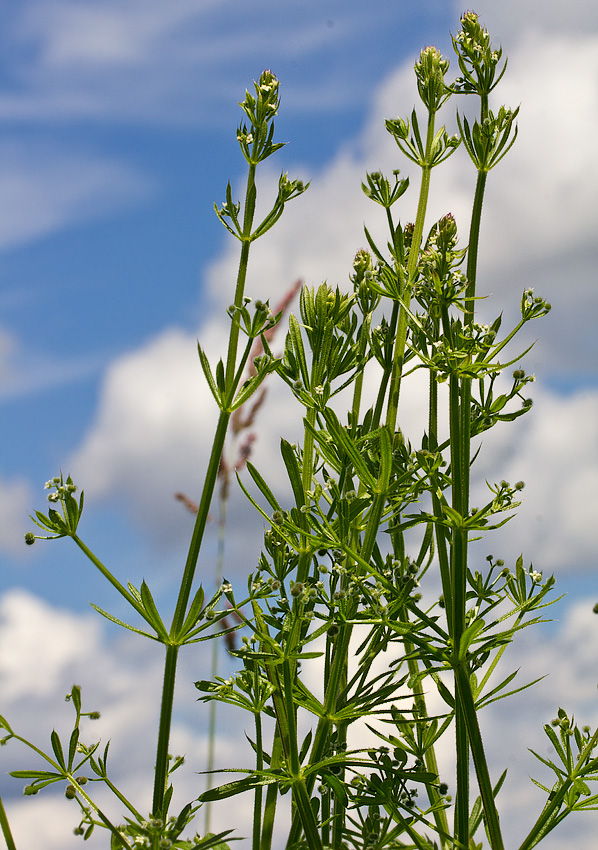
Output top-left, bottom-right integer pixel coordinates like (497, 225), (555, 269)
(1, 1), (597, 848)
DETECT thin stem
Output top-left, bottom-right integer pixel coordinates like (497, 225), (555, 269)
(253, 711), (264, 850)
(152, 644), (179, 817)
(260, 727), (282, 850)
(0, 797), (17, 850)
(454, 664), (505, 850)
(204, 469), (229, 834)
(386, 107), (436, 434)
(152, 159), (260, 817)
(402, 617), (451, 846)
(70, 534), (143, 617)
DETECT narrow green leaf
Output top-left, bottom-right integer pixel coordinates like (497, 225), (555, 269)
(50, 730), (65, 771)
(322, 408), (376, 490)
(377, 425), (392, 491)
(89, 604), (160, 641)
(288, 314), (309, 386)
(67, 727), (79, 771)
(197, 344), (223, 408)
(0, 715), (13, 734)
(199, 774), (279, 803)
(280, 439), (305, 509)
(215, 358), (226, 395)
(10, 770), (62, 780)
(245, 462), (282, 511)
(320, 771), (348, 807)
(139, 581), (169, 641)
(178, 585), (206, 639)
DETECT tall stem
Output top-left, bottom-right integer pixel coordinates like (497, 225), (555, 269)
(385, 108), (436, 434)
(152, 161), (259, 818)
(0, 797), (17, 850)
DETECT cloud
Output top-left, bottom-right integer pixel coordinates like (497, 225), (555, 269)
(206, 27), (598, 372)
(0, 0), (423, 125)
(65, 28), (597, 576)
(1, 589), (596, 848)
(469, 384), (598, 572)
(0, 141), (152, 252)
(456, 0), (598, 42)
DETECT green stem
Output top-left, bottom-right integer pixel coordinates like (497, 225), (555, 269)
(260, 727), (282, 850)
(204, 470), (229, 835)
(0, 796), (17, 850)
(292, 778), (324, 850)
(386, 107), (436, 434)
(464, 171), (487, 325)
(253, 711), (264, 850)
(152, 163), (260, 818)
(152, 644), (179, 817)
(70, 534), (143, 617)
(402, 620), (451, 846)
(449, 372), (470, 847)
(454, 664), (505, 850)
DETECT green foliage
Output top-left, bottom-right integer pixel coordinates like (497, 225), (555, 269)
(2, 11), (595, 850)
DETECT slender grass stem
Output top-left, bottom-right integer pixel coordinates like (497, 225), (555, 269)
(454, 664), (505, 850)
(0, 797), (17, 850)
(253, 712), (264, 850)
(152, 644), (180, 816)
(153, 158), (260, 819)
(260, 727), (282, 850)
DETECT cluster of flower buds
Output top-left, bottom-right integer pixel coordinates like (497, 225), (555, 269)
(521, 288), (552, 320)
(44, 475), (77, 502)
(236, 70), (283, 165)
(414, 45), (451, 112)
(452, 11), (504, 95)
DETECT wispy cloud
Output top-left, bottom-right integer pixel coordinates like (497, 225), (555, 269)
(0, 0), (441, 125)
(0, 141), (153, 251)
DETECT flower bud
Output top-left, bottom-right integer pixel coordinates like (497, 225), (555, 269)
(414, 46), (450, 111)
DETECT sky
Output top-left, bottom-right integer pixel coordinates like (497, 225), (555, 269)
(1, 0), (597, 848)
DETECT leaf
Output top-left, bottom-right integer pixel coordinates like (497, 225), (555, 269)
(178, 585), (206, 640)
(0, 714), (13, 734)
(10, 770), (63, 780)
(199, 773), (279, 803)
(140, 581), (169, 641)
(320, 771), (348, 807)
(469, 769), (507, 837)
(299, 730), (313, 763)
(288, 314), (309, 386)
(50, 730), (66, 770)
(215, 358), (226, 396)
(321, 408), (376, 491)
(193, 831), (236, 850)
(245, 462), (282, 512)
(476, 672), (546, 709)
(67, 727), (79, 771)
(280, 439), (305, 509)
(197, 344), (223, 408)
(89, 604), (160, 641)
(458, 617), (485, 661)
